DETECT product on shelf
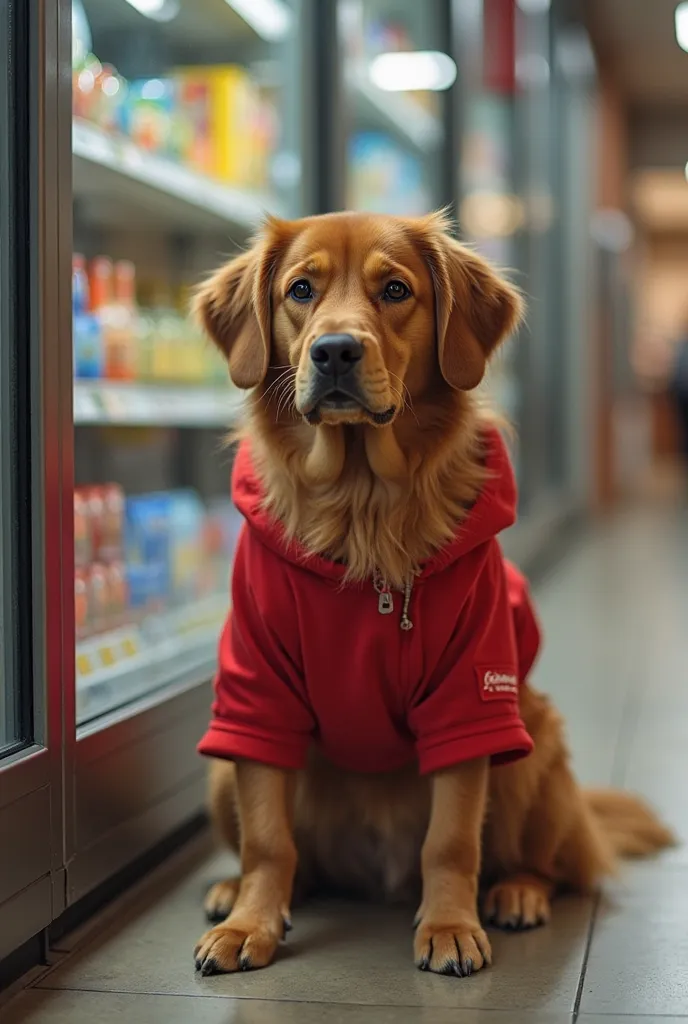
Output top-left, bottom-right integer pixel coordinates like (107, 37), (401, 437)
(75, 567), (89, 640)
(123, 78), (177, 156)
(348, 132), (429, 215)
(89, 256), (137, 381)
(99, 483), (125, 562)
(73, 254), (104, 379)
(175, 65), (260, 187)
(74, 481), (243, 641)
(73, 252), (231, 385)
(168, 490), (206, 604)
(72, 44), (277, 192)
(74, 488), (92, 566)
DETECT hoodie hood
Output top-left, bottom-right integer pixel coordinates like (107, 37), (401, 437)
(231, 426), (517, 582)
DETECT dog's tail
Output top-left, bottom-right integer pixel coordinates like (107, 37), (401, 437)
(585, 788), (676, 858)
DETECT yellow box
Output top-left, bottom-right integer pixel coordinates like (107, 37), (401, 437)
(175, 65), (259, 187)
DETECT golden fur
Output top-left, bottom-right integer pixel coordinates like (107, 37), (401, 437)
(193, 212), (674, 976)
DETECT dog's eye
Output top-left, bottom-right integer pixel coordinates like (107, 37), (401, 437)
(383, 280), (411, 302)
(289, 279), (314, 302)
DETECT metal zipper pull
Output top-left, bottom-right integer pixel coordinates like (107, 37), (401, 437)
(400, 577), (414, 631)
(373, 572), (394, 615)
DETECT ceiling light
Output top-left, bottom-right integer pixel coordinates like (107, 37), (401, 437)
(223, 0), (293, 41)
(369, 51), (457, 92)
(685, 160), (688, 182)
(676, 2), (688, 51)
(123, 0), (179, 22)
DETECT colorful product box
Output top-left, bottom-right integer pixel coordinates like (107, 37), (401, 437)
(174, 65), (259, 187)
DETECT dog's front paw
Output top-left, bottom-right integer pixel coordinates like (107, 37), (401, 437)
(414, 917), (492, 977)
(194, 911), (288, 975)
(484, 877), (551, 931)
(203, 878), (240, 923)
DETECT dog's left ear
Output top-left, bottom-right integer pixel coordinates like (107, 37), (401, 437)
(416, 215), (524, 391)
(193, 217), (291, 389)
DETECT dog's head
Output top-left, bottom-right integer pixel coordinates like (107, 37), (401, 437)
(195, 211), (522, 427)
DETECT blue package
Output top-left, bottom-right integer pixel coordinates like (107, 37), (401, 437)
(73, 311), (104, 379)
(167, 490), (204, 605)
(125, 493), (172, 597)
(126, 562), (167, 612)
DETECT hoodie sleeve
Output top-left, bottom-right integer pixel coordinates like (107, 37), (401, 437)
(409, 541), (534, 775)
(197, 526), (314, 770)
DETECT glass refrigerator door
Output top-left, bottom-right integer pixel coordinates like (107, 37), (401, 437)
(72, 0), (301, 726)
(1, 0), (64, 959)
(68, 0), (305, 904)
(339, 0), (453, 215)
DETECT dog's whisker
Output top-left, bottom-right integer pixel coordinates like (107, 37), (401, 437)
(264, 370), (297, 408)
(276, 378), (297, 419)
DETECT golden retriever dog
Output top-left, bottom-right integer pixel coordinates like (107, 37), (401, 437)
(192, 211), (673, 978)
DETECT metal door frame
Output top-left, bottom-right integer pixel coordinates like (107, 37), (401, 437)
(0, 0), (68, 958)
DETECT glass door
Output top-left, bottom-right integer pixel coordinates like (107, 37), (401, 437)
(338, 0), (454, 214)
(455, 0), (527, 487)
(0, 0), (66, 960)
(66, 0), (308, 905)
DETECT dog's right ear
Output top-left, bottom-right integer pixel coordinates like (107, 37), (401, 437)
(194, 223), (288, 389)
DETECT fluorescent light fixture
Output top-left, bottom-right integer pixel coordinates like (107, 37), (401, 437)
(369, 51), (457, 92)
(678, 2), (688, 51)
(685, 160), (688, 182)
(517, 0), (551, 12)
(224, 0), (293, 41)
(123, 0), (179, 22)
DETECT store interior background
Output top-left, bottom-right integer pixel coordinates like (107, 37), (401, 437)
(3, 0), (688, 1008)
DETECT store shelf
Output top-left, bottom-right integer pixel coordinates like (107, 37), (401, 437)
(73, 119), (280, 234)
(76, 593), (228, 725)
(349, 70), (444, 152)
(74, 380), (245, 428)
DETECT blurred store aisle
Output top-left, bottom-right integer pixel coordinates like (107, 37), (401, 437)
(4, 501), (688, 1024)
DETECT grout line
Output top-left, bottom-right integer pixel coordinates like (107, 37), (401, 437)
(577, 1014), (688, 1019)
(572, 890), (600, 1022)
(30, 985), (565, 1013)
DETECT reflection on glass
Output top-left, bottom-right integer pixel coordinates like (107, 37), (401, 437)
(72, 0), (300, 724)
(340, 0), (449, 214)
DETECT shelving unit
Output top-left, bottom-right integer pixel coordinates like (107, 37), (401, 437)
(73, 119), (281, 234)
(76, 593), (228, 724)
(349, 69), (444, 152)
(74, 379), (245, 428)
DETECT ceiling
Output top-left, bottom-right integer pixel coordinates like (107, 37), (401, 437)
(582, 0), (688, 107)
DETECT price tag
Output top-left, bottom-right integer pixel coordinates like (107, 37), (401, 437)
(121, 636), (139, 659)
(76, 652), (93, 677)
(101, 389), (127, 420)
(99, 645), (116, 669)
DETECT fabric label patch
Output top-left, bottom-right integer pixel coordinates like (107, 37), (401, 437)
(476, 666), (519, 701)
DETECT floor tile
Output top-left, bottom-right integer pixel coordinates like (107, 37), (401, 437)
(36, 852), (592, 1012)
(577, 861), (688, 1016)
(4, 990), (572, 1024)
(580, 1018), (688, 1023)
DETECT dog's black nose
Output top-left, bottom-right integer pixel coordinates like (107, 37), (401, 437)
(310, 334), (363, 376)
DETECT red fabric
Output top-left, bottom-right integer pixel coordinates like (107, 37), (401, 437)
(198, 429), (538, 775)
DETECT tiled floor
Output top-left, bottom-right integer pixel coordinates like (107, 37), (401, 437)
(5, 500), (688, 1023)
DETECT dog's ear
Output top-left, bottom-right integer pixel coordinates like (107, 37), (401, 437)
(415, 213), (523, 391)
(193, 220), (289, 389)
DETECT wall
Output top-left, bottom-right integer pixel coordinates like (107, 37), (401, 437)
(635, 232), (688, 459)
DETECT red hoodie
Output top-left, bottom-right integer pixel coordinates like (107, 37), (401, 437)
(198, 429), (538, 776)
